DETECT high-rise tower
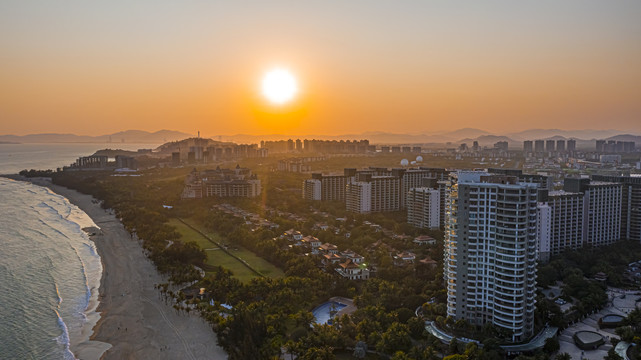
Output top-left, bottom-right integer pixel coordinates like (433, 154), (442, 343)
(445, 172), (538, 342)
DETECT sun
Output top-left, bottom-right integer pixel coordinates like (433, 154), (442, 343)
(261, 68), (298, 105)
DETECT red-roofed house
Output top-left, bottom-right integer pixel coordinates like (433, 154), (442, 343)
(413, 235), (436, 246)
(336, 259), (370, 280)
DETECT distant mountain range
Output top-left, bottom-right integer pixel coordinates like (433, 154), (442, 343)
(220, 128), (641, 147)
(1, 128), (639, 148)
(0, 130), (192, 144)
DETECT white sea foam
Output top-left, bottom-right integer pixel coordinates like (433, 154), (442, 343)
(54, 309), (78, 360)
(1, 145), (152, 359)
(21, 181), (104, 358)
(42, 187), (99, 230)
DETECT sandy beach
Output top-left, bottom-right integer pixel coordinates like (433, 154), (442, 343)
(24, 177), (227, 360)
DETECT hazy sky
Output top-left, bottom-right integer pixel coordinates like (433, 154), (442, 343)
(1, 1), (640, 136)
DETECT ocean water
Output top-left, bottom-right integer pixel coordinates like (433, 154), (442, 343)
(0, 143), (149, 175)
(0, 143), (154, 359)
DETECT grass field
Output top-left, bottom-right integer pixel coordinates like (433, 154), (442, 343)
(168, 218), (284, 283)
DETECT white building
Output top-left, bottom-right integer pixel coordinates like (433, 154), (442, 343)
(407, 187), (441, 230)
(346, 181), (372, 213)
(445, 171), (538, 343)
(302, 170), (355, 201)
(346, 175), (400, 213)
(302, 179), (322, 200)
(547, 191), (584, 256)
(335, 259), (370, 280)
(536, 203), (551, 262)
(563, 178), (622, 248)
(584, 182), (622, 247)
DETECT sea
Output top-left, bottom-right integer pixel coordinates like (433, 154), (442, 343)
(0, 143), (154, 359)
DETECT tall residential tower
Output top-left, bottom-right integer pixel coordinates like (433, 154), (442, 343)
(445, 172), (538, 342)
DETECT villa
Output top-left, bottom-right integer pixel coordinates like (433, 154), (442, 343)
(336, 259), (370, 280)
(319, 243), (338, 254)
(283, 229), (303, 241)
(394, 251), (416, 266)
(323, 253), (343, 264)
(339, 249), (365, 264)
(413, 235), (437, 245)
(301, 235), (322, 254)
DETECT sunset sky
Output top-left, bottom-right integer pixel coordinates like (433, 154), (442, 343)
(1, 1), (640, 137)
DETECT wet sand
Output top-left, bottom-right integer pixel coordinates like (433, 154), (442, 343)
(22, 177), (227, 360)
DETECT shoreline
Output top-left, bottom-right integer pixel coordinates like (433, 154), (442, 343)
(6, 175), (227, 360)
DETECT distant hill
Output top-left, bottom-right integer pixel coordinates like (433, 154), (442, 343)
(506, 129), (624, 141)
(222, 129), (641, 146)
(605, 134), (641, 143)
(438, 128), (490, 139)
(0, 130), (192, 144)
(2, 128), (639, 147)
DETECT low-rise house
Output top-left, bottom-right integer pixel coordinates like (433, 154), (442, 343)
(283, 229), (303, 241)
(301, 235), (322, 254)
(336, 259), (370, 280)
(315, 223), (330, 231)
(419, 256), (438, 269)
(413, 235), (437, 246)
(323, 253), (343, 264)
(319, 243), (338, 254)
(340, 250), (365, 264)
(394, 251), (416, 266)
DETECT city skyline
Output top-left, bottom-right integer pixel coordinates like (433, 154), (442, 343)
(2, 1), (641, 136)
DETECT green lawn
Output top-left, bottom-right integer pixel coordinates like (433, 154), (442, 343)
(168, 218), (284, 283)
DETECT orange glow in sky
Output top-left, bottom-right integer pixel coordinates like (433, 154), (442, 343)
(1, 1), (640, 136)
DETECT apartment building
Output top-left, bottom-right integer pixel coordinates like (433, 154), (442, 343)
(182, 166), (261, 199)
(444, 172), (538, 342)
(346, 174), (400, 213)
(564, 178), (622, 248)
(406, 187), (440, 230)
(546, 191), (584, 255)
(302, 168), (357, 201)
(592, 175), (641, 242)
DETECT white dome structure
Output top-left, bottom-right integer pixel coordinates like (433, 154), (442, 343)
(416, 155), (423, 162)
(400, 159), (409, 166)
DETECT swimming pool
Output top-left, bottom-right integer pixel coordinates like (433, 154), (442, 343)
(312, 301), (347, 325)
